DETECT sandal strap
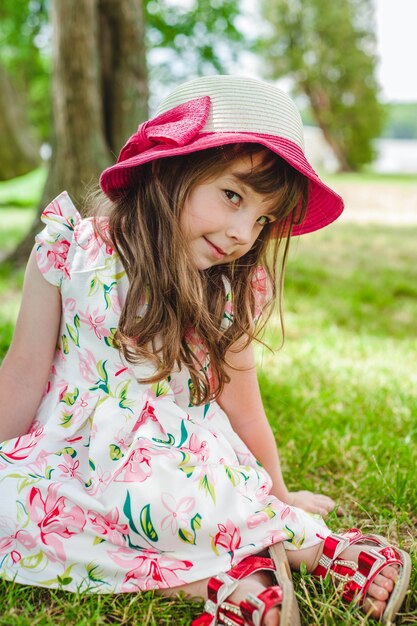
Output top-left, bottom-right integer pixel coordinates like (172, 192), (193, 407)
(192, 555), (279, 626)
(241, 586), (283, 626)
(342, 545), (403, 603)
(312, 528), (404, 605)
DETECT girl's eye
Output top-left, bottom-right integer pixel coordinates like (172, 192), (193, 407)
(224, 190), (241, 205)
(256, 215), (271, 226)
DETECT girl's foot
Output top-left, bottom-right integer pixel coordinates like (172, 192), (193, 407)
(169, 554), (290, 626)
(286, 528), (410, 622)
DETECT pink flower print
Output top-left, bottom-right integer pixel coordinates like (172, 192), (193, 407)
(0, 517), (37, 565)
(57, 454), (83, 482)
(213, 519), (241, 561)
(90, 465), (112, 494)
(255, 480), (272, 504)
(184, 328), (209, 368)
(63, 297), (76, 314)
(110, 291), (122, 315)
(280, 505), (299, 524)
(109, 547), (192, 591)
(87, 508), (129, 547)
(132, 400), (160, 433)
(113, 428), (133, 453)
(160, 494), (195, 535)
(184, 433), (209, 462)
(78, 349), (97, 384)
(28, 483), (86, 561)
(79, 306), (110, 340)
(57, 380), (69, 402)
(251, 266), (270, 320)
(74, 225), (102, 264)
(0, 428), (44, 464)
(42, 239), (71, 280)
(114, 447), (152, 483)
(247, 510), (270, 529)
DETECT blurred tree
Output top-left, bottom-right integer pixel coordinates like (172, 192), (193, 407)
(7, 0), (148, 264)
(260, 0), (385, 171)
(145, 0), (243, 101)
(0, 0), (48, 178)
(5, 0), (244, 263)
(0, 62), (40, 180)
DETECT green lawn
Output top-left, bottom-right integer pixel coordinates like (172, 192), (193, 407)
(0, 173), (416, 624)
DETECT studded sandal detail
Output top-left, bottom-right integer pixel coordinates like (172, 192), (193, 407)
(312, 528), (411, 624)
(192, 548), (300, 626)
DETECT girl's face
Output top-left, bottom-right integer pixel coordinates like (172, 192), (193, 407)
(180, 154), (277, 270)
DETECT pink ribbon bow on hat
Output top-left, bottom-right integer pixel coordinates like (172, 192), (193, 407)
(117, 96), (211, 164)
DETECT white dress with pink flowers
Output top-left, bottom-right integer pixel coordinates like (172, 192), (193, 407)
(0, 192), (329, 593)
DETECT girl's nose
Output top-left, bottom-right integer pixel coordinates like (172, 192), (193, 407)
(225, 215), (254, 244)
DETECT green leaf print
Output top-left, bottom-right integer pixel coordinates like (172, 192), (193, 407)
(87, 562), (109, 585)
(178, 419), (188, 447)
(60, 411), (73, 428)
(109, 444), (124, 460)
(116, 380), (134, 412)
(123, 491), (141, 535)
(199, 475), (216, 504)
(20, 551), (46, 570)
(89, 360), (110, 394)
(89, 459), (96, 470)
(60, 388), (79, 407)
(103, 282), (116, 310)
(88, 276), (99, 297)
(178, 452), (195, 478)
(62, 334), (69, 355)
(151, 379), (171, 397)
(178, 513), (202, 546)
(66, 314), (81, 347)
(140, 504), (158, 542)
(178, 528), (195, 544)
(152, 433), (175, 446)
(93, 536), (106, 545)
(104, 327), (118, 348)
(56, 446), (77, 458)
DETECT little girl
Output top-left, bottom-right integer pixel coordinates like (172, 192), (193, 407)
(0, 76), (410, 626)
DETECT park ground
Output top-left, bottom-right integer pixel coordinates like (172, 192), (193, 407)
(0, 169), (416, 625)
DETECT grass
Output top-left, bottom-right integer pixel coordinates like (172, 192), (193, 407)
(0, 173), (416, 624)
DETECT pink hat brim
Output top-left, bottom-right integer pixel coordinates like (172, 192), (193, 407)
(100, 131), (344, 236)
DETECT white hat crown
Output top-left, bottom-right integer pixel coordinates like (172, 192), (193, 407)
(156, 75), (305, 151)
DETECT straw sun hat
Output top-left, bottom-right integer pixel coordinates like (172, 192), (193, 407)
(100, 75), (344, 235)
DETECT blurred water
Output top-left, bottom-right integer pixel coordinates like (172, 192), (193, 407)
(374, 138), (417, 174)
(304, 127), (417, 174)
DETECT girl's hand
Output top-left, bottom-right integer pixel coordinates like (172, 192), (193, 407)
(287, 490), (344, 518)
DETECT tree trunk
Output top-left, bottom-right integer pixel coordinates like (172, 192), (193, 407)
(303, 83), (353, 173)
(99, 0), (148, 153)
(0, 63), (40, 181)
(6, 0), (148, 266)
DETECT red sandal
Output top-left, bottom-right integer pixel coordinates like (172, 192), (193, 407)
(312, 528), (411, 623)
(192, 549), (300, 626)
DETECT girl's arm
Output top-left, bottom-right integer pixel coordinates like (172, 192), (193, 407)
(0, 248), (61, 441)
(218, 339), (338, 517)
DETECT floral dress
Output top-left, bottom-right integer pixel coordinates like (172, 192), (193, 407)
(0, 192), (329, 593)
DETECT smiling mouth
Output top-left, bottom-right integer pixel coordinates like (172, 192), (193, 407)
(204, 238), (227, 258)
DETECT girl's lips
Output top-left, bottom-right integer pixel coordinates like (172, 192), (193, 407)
(204, 237), (226, 258)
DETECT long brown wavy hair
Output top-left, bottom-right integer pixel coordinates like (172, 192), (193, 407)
(92, 144), (309, 404)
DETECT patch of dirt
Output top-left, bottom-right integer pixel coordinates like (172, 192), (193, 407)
(330, 181), (417, 225)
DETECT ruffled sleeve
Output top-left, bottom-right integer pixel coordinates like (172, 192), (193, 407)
(35, 191), (81, 288)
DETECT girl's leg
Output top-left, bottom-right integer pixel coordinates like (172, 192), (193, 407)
(285, 542), (397, 619)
